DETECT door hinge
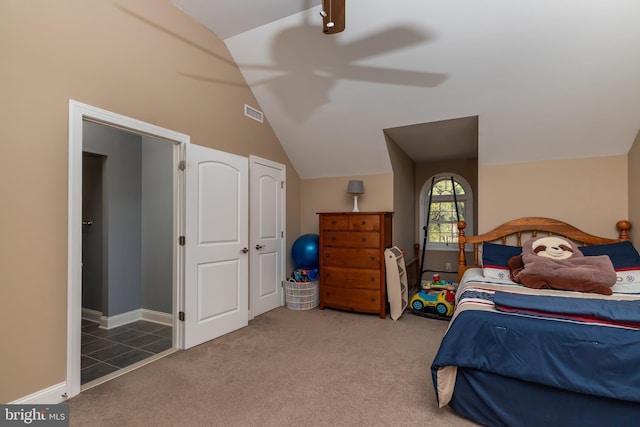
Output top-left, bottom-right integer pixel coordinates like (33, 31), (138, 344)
(179, 236), (185, 246)
(179, 311), (185, 321)
(281, 181), (285, 189)
(178, 160), (186, 171)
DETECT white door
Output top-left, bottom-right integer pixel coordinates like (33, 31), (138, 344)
(250, 156), (286, 317)
(183, 144), (249, 349)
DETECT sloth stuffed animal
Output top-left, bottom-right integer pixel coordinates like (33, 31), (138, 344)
(508, 236), (617, 295)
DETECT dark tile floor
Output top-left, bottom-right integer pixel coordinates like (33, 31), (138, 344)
(81, 319), (172, 385)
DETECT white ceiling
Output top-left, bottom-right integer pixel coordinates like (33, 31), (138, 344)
(170, 0), (640, 179)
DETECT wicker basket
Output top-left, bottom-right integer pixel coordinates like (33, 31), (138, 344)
(284, 279), (319, 310)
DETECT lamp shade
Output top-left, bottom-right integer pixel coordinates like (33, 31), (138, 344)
(347, 180), (364, 195)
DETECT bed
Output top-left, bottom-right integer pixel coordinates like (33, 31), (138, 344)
(431, 217), (640, 427)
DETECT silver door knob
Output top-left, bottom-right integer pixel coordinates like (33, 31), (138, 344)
(255, 244), (265, 250)
(241, 248), (249, 253)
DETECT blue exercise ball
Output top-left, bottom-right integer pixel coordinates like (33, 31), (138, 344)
(291, 233), (319, 269)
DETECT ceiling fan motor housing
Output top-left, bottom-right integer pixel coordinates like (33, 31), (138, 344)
(321, 0), (345, 34)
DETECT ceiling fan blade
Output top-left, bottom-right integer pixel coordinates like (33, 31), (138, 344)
(338, 64), (448, 88)
(322, 0), (345, 34)
(340, 27), (430, 61)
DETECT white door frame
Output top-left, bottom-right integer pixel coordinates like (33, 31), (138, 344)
(67, 100), (188, 399)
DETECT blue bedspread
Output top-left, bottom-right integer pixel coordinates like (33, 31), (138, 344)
(493, 291), (640, 326)
(431, 306), (640, 404)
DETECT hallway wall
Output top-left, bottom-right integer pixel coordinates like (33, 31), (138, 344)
(83, 122), (143, 317)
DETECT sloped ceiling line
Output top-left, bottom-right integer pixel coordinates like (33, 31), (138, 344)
(171, 0), (640, 179)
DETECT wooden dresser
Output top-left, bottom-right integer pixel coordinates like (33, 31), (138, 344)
(318, 212), (393, 319)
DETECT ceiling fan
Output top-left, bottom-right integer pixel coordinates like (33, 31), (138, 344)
(172, 0), (446, 121)
(320, 0), (345, 34)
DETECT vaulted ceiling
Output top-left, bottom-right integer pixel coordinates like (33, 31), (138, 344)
(170, 0), (640, 179)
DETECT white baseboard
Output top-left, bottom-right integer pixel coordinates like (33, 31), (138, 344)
(100, 308), (173, 329)
(141, 309), (173, 326)
(81, 307), (102, 324)
(100, 309), (140, 329)
(10, 382), (67, 404)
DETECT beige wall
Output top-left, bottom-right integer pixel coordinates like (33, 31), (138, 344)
(628, 131), (640, 244)
(478, 156), (628, 238)
(386, 135), (416, 261)
(299, 174), (394, 235)
(0, 0), (300, 403)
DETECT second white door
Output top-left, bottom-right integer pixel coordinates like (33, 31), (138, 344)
(250, 156), (285, 318)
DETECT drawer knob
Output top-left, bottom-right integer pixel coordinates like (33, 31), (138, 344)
(370, 256), (375, 261)
(361, 220), (366, 225)
(361, 237), (366, 242)
(370, 276), (375, 282)
(370, 296), (376, 302)
(332, 236), (336, 241)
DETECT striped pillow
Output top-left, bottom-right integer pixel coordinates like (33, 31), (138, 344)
(580, 241), (640, 286)
(481, 242), (522, 281)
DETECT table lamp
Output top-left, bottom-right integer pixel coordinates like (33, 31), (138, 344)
(347, 180), (364, 212)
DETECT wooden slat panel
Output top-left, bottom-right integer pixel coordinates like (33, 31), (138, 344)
(456, 218), (632, 283)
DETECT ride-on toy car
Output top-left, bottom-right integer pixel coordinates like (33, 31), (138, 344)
(410, 289), (455, 317)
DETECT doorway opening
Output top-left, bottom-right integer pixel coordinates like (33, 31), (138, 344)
(79, 123), (175, 387)
(68, 101), (188, 398)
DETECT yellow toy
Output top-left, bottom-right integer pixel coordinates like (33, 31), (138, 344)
(410, 288), (455, 317)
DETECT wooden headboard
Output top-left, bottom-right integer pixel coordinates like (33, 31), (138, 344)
(457, 217), (632, 283)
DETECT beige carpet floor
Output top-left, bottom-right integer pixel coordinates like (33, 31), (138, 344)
(68, 307), (479, 426)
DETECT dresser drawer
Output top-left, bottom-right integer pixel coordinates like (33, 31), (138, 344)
(320, 215), (348, 231)
(322, 248), (381, 269)
(322, 231), (380, 248)
(322, 266), (380, 289)
(321, 285), (380, 313)
(348, 215), (380, 232)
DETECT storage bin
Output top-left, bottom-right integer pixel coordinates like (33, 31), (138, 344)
(284, 279), (319, 310)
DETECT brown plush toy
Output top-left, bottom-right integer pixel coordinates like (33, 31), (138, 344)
(508, 236), (617, 295)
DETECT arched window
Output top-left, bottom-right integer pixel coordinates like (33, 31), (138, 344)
(419, 173), (473, 250)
